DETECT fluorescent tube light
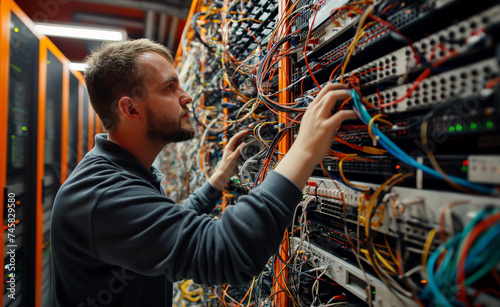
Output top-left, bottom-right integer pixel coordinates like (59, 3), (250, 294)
(35, 23), (126, 41)
(69, 62), (88, 71)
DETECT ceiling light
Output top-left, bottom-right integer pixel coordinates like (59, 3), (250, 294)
(69, 62), (88, 71)
(35, 23), (126, 41)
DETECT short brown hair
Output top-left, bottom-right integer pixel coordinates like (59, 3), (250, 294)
(84, 38), (174, 130)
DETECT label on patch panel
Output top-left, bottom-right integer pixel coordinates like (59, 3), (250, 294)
(468, 155), (500, 184)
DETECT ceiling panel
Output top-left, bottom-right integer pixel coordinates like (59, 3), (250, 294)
(15, 0), (191, 62)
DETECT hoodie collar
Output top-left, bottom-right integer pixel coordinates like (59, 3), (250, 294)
(91, 134), (163, 185)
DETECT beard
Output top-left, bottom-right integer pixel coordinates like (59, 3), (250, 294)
(145, 106), (195, 143)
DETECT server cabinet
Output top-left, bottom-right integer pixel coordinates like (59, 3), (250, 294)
(82, 89), (89, 156)
(88, 103), (95, 150)
(37, 37), (69, 307)
(0, 0), (42, 306)
(1, 1), (91, 306)
(67, 72), (81, 177)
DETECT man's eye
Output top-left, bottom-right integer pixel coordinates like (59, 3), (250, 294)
(166, 85), (174, 92)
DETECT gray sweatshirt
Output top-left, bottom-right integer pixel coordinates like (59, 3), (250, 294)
(51, 134), (302, 307)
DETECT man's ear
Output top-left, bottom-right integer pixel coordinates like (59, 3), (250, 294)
(118, 96), (142, 122)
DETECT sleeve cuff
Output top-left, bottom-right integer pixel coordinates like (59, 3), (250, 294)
(255, 171), (303, 210)
(199, 181), (223, 202)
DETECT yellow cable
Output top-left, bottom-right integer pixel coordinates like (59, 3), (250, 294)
(372, 242), (397, 275)
(365, 173), (414, 238)
(246, 277), (256, 307)
(372, 251), (396, 276)
(360, 248), (391, 284)
(368, 114), (393, 141)
(340, 6), (374, 82)
(361, 145), (387, 155)
(364, 173), (401, 234)
(384, 235), (399, 269)
(228, 18), (263, 24)
(339, 156), (369, 190)
(341, 28), (367, 81)
(180, 279), (203, 302)
(422, 228), (437, 278)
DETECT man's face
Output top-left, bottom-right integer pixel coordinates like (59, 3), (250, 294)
(136, 51), (195, 144)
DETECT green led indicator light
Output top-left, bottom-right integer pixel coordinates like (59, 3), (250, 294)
(10, 135), (15, 139)
(449, 126), (455, 132)
(461, 166), (468, 173)
(21, 126), (27, 131)
(10, 64), (22, 73)
(456, 124), (462, 132)
(47, 60), (51, 64)
(470, 122), (477, 130)
(14, 27), (19, 33)
(486, 121), (493, 128)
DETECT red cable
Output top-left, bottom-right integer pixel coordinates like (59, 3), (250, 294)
(457, 213), (500, 306)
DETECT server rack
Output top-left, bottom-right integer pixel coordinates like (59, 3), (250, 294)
(0, 1), (41, 305)
(37, 36), (71, 307)
(81, 85), (90, 161)
(0, 1), (91, 306)
(173, 0), (500, 306)
(67, 71), (83, 178)
(87, 93), (94, 151)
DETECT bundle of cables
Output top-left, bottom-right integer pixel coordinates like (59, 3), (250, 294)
(350, 90), (499, 196)
(419, 207), (500, 306)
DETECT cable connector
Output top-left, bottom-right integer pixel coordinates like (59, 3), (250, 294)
(308, 38), (319, 45)
(274, 122), (285, 129)
(361, 146), (387, 155)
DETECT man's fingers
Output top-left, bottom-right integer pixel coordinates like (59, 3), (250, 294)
(225, 130), (248, 150)
(231, 141), (246, 158)
(327, 110), (358, 129)
(318, 90), (352, 115)
(310, 83), (348, 106)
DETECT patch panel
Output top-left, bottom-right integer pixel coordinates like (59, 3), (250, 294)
(342, 5), (500, 87)
(363, 57), (500, 113)
(297, 0), (399, 63)
(331, 95), (499, 153)
(225, 2), (278, 59)
(302, 177), (498, 244)
(308, 0), (350, 32)
(306, 176), (361, 206)
(290, 238), (418, 307)
(319, 155), (491, 192)
(292, 0), (497, 95)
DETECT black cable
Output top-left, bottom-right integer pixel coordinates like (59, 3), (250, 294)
(192, 12), (215, 54)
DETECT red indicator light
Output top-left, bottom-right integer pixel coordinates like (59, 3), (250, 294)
(396, 165), (400, 169)
(463, 160), (469, 166)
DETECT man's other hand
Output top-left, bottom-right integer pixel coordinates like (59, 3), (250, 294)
(209, 130), (248, 191)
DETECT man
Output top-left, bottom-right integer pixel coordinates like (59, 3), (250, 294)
(51, 38), (356, 307)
